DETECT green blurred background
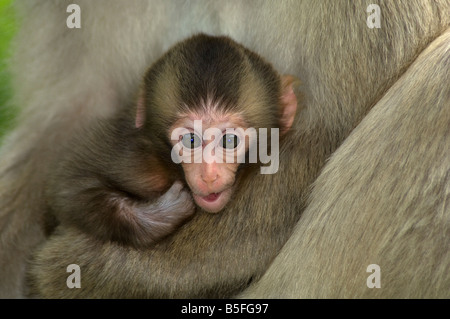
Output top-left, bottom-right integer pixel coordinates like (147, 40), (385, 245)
(0, 0), (16, 142)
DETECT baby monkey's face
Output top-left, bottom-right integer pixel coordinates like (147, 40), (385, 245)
(170, 112), (249, 213)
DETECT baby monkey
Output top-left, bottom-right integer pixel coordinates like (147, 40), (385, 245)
(47, 34), (298, 248)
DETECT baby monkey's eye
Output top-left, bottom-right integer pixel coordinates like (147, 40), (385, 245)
(181, 133), (202, 149)
(222, 134), (240, 149)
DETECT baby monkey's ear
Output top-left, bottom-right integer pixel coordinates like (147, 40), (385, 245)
(279, 75), (300, 136)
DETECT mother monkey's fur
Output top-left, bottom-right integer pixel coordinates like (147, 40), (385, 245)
(0, 0), (449, 298)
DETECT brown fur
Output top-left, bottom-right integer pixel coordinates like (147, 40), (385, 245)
(1, 0), (449, 298)
(45, 34), (291, 249)
(45, 111), (187, 248)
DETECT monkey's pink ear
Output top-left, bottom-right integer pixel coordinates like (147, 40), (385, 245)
(280, 75), (299, 135)
(135, 89), (145, 128)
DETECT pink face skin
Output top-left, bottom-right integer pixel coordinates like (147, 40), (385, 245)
(170, 112), (249, 213)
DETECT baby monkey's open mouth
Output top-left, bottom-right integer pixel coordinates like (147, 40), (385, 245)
(202, 192), (221, 202)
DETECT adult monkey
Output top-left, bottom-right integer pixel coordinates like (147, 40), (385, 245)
(0, 0), (448, 298)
